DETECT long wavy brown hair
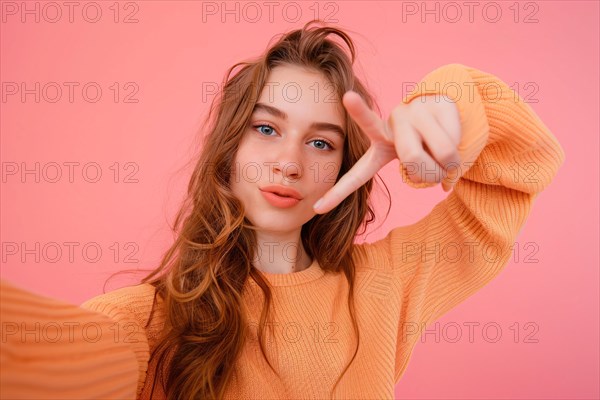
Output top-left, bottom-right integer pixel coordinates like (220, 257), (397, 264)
(140, 20), (390, 400)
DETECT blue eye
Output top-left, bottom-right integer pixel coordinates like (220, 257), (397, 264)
(252, 124), (335, 151)
(254, 124), (276, 136)
(311, 139), (335, 151)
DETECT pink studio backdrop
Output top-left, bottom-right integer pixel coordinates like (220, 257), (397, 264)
(1, 1), (598, 399)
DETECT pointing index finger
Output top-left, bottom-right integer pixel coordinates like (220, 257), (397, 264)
(342, 91), (391, 143)
(313, 146), (382, 214)
(313, 91), (394, 214)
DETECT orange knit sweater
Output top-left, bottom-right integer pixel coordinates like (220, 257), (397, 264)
(1, 64), (565, 400)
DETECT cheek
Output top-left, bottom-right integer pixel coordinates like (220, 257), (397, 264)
(231, 143), (251, 181)
(311, 161), (342, 190)
(233, 140), (266, 174)
(230, 153), (247, 192)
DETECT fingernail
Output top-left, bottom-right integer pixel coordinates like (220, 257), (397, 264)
(313, 198), (324, 211)
(446, 166), (460, 181)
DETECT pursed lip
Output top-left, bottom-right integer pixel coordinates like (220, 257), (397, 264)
(259, 185), (303, 200)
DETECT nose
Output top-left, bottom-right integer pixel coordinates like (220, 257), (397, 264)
(271, 141), (303, 182)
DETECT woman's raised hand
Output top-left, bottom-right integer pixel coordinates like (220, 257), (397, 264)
(313, 90), (462, 214)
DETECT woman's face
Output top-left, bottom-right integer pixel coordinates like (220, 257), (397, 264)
(230, 64), (345, 233)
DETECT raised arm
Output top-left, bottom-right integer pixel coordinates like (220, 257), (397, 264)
(0, 279), (141, 399)
(80, 285), (153, 398)
(362, 64), (565, 382)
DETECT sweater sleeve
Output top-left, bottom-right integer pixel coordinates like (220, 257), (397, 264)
(80, 285), (153, 399)
(369, 64), (565, 382)
(0, 279), (139, 399)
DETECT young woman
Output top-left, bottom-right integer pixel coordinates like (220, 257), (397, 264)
(1, 20), (565, 400)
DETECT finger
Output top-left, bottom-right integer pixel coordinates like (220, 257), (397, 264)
(433, 96), (462, 147)
(313, 145), (389, 214)
(441, 179), (455, 192)
(428, 97), (462, 190)
(419, 112), (462, 189)
(411, 108), (461, 173)
(388, 114), (444, 185)
(342, 91), (390, 143)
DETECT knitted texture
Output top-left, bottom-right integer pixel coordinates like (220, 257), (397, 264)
(11, 63), (564, 400)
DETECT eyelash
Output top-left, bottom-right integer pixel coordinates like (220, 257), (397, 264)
(252, 123), (336, 151)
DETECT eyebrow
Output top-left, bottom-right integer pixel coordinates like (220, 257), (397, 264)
(252, 103), (346, 140)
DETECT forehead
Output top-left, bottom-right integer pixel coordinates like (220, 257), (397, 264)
(256, 64), (344, 125)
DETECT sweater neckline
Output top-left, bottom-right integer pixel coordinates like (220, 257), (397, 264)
(249, 258), (324, 287)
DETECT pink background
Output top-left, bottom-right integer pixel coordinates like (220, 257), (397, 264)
(1, 1), (598, 399)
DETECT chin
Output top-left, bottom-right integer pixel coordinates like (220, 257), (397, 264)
(246, 212), (307, 231)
